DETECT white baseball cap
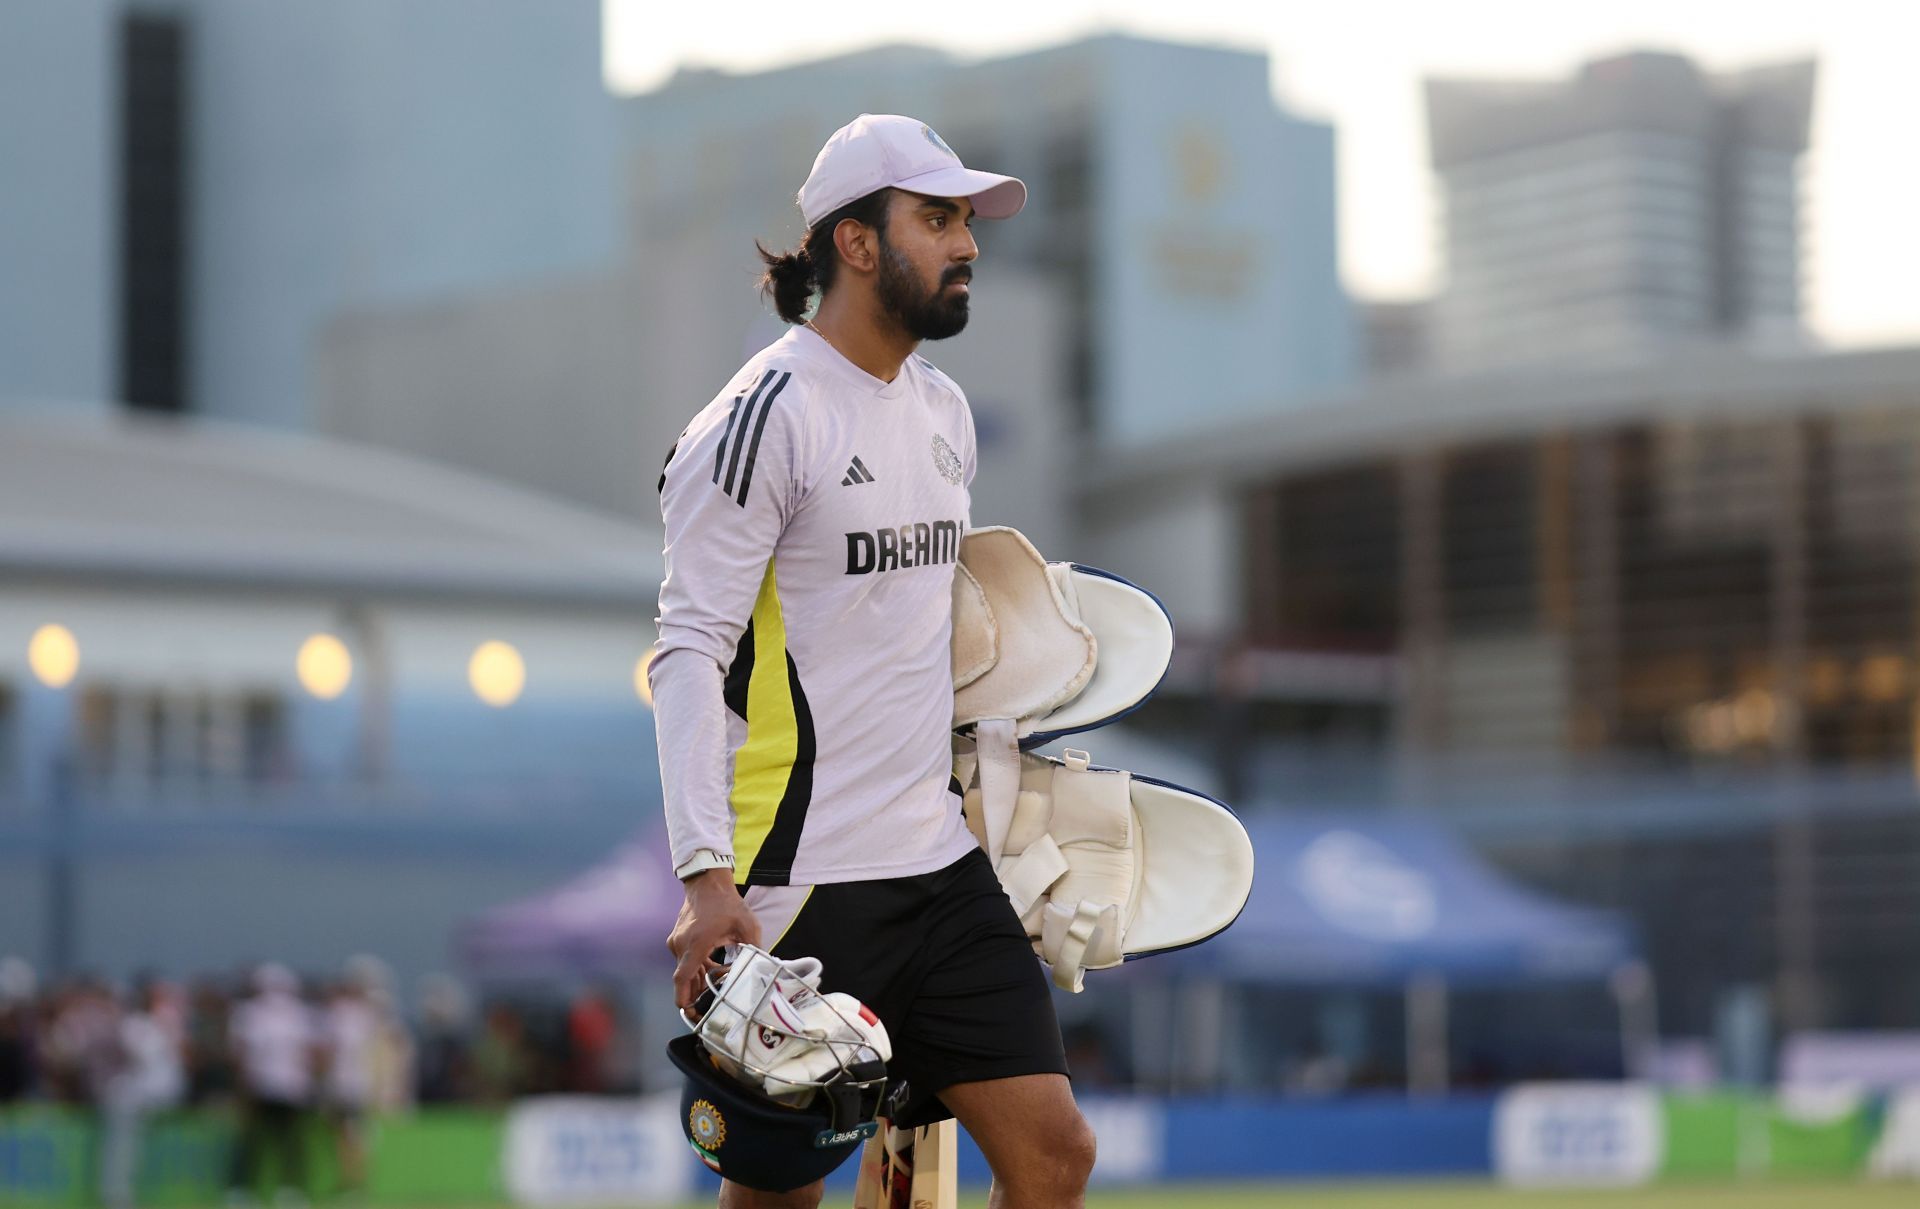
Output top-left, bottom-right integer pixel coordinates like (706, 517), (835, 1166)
(798, 114), (1027, 229)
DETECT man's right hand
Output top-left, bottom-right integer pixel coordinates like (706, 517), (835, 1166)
(666, 869), (763, 1013)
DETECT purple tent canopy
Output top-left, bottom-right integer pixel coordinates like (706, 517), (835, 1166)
(458, 833), (686, 976)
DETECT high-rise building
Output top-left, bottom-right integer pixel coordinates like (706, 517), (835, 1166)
(0, 0), (622, 427)
(317, 35), (1356, 607)
(623, 35), (1356, 449)
(0, 2), (116, 409)
(1426, 51), (1816, 372)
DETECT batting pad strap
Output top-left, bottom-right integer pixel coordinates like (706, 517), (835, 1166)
(973, 718), (1022, 866)
(1041, 899), (1117, 994)
(996, 835), (1069, 927)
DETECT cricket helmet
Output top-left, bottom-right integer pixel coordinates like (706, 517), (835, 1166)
(668, 946), (891, 1192)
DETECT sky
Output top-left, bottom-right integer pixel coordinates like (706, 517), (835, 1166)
(606, 0), (1919, 348)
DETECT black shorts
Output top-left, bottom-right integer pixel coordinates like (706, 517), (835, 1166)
(747, 847), (1068, 1128)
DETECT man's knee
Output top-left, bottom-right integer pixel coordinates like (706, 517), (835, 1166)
(1058, 1113), (1097, 1188)
(717, 1179), (824, 1209)
(1004, 1111), (1096, 1199)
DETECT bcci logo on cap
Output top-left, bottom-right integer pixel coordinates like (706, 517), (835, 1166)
(922, 124), (957, 159)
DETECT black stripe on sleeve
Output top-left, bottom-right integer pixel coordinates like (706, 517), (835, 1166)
(722, 369), (777, 496)
(658, 438), (680, 496)
(742, 652), (816, 886)
(711, 395), (745, 485)
(732, 371), (792, 507)
(722, 620), (755, 721)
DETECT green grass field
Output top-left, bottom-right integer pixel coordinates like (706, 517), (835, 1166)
(180, 1194), (1914, 1209)
(934, 1184), (1915, 1208)
(166, 1195), (1789, 1209)
(1027, 1183), (1915, 1207)
(646, 1182), (1916, 1208)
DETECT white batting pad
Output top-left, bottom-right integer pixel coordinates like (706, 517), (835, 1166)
(960, 744), (1254, 991)
(951, 527), (1094, 730)
(950, 563), (997, 692)
(1124, 771), (1255, 956)
(951, 527), (1173, 746)
(1028, 564), (1175, 743)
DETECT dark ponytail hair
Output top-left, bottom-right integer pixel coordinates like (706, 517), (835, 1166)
(756, 188), (894, 324)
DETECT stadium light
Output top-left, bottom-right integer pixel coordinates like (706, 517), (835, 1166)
(469, 641), (525, 708)
(296, 633), (354, 700)
(27, 624), (79, 690)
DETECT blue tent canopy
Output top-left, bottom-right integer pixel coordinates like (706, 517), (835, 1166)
(1173, 812), (1636, 987)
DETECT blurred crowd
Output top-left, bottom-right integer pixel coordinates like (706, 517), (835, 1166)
(0, 954), (634, 1205)
(0, 955), (636, 1111)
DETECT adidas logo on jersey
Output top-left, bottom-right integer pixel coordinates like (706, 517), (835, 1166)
(840, 456), (875, 486)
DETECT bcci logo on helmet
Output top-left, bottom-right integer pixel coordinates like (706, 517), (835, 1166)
(690, 1099), (727, 1150)
(686, 1097), (727, 1175)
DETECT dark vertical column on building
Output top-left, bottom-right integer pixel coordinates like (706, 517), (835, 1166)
(1241, 485), (1283, 644)
(1535, 436), (1575, 638)
(1705, 98), (1746, 335)
(119, 12), (190, 413)
(1396, 453), (1444, 800)
(1571, 433), (1622, 750)
(1039, 131), (1096, 437)
(1770, 417), (1818, 1030)
(1440, 443), (1537, 635)
(1215, 486), (1282, 806)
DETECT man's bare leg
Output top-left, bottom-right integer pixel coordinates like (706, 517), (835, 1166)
(939, 1074), (1096, 1209)
(718, 1179), (823, 1209)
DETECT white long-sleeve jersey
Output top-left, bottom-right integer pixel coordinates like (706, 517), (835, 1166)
(651, 325), (980, 886)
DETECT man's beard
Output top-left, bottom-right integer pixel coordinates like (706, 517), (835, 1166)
(876, 242), (970, 341)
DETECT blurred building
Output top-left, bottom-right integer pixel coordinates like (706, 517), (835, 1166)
(0, 2), (116, 407)
(1361, 300), (1433, 380)
(622, 36), (1354, 449)
(1094, 344), (1920, 1039)
(314, 258), (1071, 543)
(0, 0), (672, 991)
(1426, 51), (1817, 373)
(0, 0), (619, 426)
(0, 10), (1363, 995)
(0, 410), (662, 982)
(320, 34), (1355, 563)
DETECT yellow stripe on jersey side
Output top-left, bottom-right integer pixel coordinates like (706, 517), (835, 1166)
(730, 562), (798, 882)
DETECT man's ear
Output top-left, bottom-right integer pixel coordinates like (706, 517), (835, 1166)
(833, 217), (878, 275)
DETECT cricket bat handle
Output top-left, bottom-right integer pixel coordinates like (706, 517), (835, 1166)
(850, 1118), (956, 1209)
